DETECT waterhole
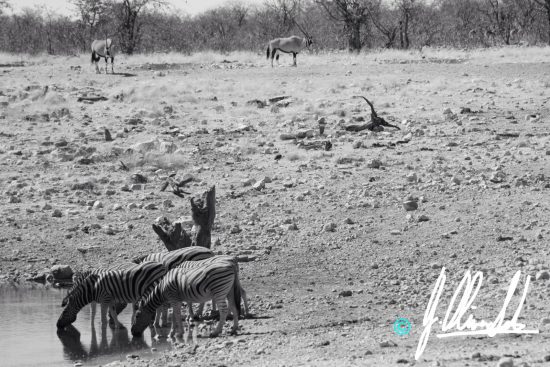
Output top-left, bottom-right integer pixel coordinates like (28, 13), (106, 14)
(0, 286), (175, 367)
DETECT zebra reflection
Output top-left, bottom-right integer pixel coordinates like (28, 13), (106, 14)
(56, 324), (157, 362)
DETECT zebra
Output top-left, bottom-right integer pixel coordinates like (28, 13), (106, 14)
(57, 261), (167, 330)
(267, 36), (312, 67)
(133, 246), (215, 327)
(176, 255), (250, 318)
(131, 258), (242, 338)
(91, 38), (115, 74)
(61, 262), (141, 326)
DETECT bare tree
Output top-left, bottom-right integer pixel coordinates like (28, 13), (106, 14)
(111, 0), (168, 54)
(266, 0), (301, 34)
(535, 0), (550, 44)
(316, 0), (373, 51)
(0, 0), (10, 14)
(71, 0), (107, 49)
(368, 0), (399, 48)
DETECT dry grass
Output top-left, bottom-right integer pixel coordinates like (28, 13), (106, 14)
(2, 46), (549, 69)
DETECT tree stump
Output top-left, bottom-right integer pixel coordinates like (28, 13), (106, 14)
(152, 217), (192, 251)
(152, 185), (216, 250)
(191, 185), (216, 248)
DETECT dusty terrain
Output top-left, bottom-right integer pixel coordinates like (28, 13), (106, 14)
(1, 47), (550, 366)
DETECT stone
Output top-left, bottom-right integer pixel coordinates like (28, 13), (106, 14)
(367, 159), (382, 169)
(339, 290), (352, 297)
(144, 203), (157, 210)
(323, 222), (337, 232)
(496, 357), (514, 367)
(52, 209), (62, 217)
(403, 200), (418, 211)
(51, 265), (73, 280)
(535, 270), (550, 281)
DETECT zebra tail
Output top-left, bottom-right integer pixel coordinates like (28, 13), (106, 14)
(233, 271), (242, 317)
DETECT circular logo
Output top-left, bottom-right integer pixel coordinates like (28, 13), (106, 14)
(393, 317), (412, 336)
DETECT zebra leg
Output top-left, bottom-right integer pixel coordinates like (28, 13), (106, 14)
(108, 304), (123, 329)
(227, 291), (239, 335)
(104, 57), (109, 74)
(276, 53), (280, 66)
(111, 56), (115, 74)
(161, 305), (168, 326)
(94, 60), (100, 74)
(240, 286), (250, 317)
(100, 303), (108, 326)
(90, 301), (97, 326)
(210, 298), (228, 337)
(170, 302), (183, 338)
(293, 53), (297, 67)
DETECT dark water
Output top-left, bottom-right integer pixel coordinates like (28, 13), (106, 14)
(0, 286), (174, 367)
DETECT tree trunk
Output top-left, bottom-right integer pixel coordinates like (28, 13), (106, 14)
(190, 185), (216, 248)
(152, 217), (192, 251)
(152, 186), (216, 251)
(348, 22), (362, 51)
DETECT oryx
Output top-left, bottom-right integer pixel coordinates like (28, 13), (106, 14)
(266, 22), (312, 67)
(91, 38), (114, 74)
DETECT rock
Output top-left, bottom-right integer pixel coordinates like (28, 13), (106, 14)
(296, 129), (314, 139)
(535, 270), (550, 281)
(353, 140), (363, 149)
(242, 178), (255, 187)
(163, 199), (174, 208)
(403, 199), (418, 211)
(323, 222), (337, 232)
(159, 141), (177, 154)
(367, 159), (382, 169)
(230, 225), (241, 234)
(496, 357), (514, 367)
(51, 265), (73, 280)
(42, 203), (52, 210)
(339, 290), (352, 297)
(406, 172), (418, 183)
(253, 179), (266, 191)
(93, 201), (103, 209)
(8, 195), (21, 203)
(144, 203), (157, 210)
(104, 128), (113, 141)
(379, 340), (397, 348)
(418, 214), (430, 222)
(344, 217), (354, 224)
(52, 209), (62, 217)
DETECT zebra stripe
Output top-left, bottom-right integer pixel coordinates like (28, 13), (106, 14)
(176, 255), (249, 317)
(62, 262), (139, 307)
(131, 259), (241, 338)
(57, 261), (167, 329)
(133, 246), (215, 327)
(134, 246), (214, 269)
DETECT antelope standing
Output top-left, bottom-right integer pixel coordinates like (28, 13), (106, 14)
(266, 22), (312, 67)
(91, 38), (115, 74)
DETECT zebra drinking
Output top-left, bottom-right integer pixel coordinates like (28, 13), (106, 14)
(57, 261), (167, 330)
(133, 246), (215, 327)
(131, 258), (242, 338)
(61, 262), (142, 326)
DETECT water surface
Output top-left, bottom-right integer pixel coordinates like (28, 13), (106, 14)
(0, 286), (173, 367)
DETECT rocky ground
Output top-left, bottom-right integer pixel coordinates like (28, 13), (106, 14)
(0, 48), (549, 366)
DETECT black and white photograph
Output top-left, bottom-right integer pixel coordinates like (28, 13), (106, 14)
(0, 0), (549, 366)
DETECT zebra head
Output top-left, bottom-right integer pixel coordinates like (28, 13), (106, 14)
(131, 308), (155, 337)
(57, 274), (99, 329)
